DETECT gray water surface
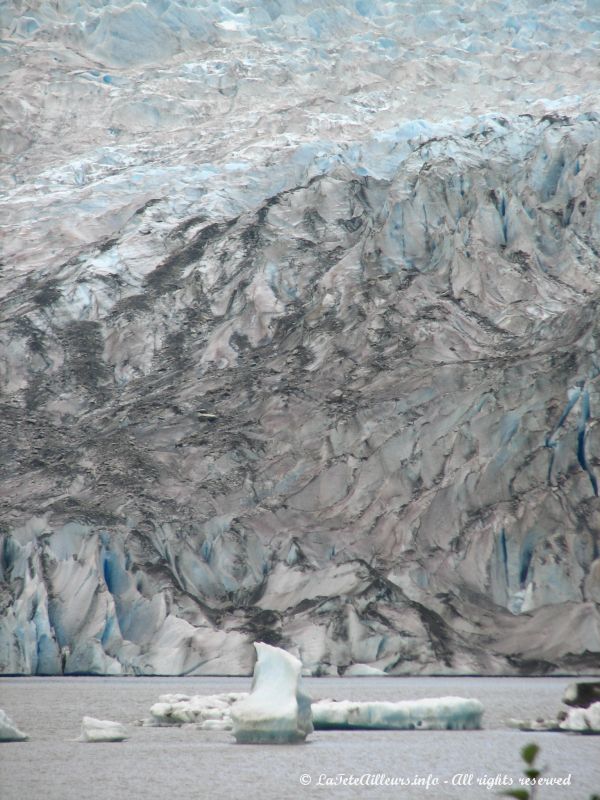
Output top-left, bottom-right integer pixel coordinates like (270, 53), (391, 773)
(0, 677), (598, 800)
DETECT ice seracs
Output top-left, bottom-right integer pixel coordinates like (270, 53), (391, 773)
(230, 642), (313, 743)
(311, 697), (484, 730)
(0, 709), (28, 741)
(79, 716), (128, 742)
(3, 0), (600, 680)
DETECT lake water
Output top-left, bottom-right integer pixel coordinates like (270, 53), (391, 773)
(0, 677), (598, 799)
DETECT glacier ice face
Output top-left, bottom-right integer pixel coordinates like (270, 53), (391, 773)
(311, 697), (484, 731)
(78, 716), (128, 742)
(2, 1), (600, 676)
(230, 642), (313, 743)
(0, 709), (28, 742)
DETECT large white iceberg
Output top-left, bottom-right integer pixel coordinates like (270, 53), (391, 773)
(78, 716), (128, 742)
(0, 709), (28, 741)
(230, 642), (313, 743)
(150, 692), (247, 728)
(311, 697), (484, 730)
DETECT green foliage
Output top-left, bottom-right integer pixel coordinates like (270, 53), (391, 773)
(500, 743), (544, 800)
(524, 770), (541, 781)
(521, 744), (539, 766)
(502, 791), (529, 800)
(501, 742), (599, 800)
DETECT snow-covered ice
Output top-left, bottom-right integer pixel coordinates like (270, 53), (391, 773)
(0, 709), (28, 742)
(78, 716), (128, 742)
(311, 697), (484, 730)
(230, 643), (313, 743)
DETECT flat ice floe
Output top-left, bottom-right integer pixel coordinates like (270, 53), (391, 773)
(78, 717), (128, 743)
(0, 709), (28, 742)
(230, 642), (313, 743)
(311, 697), (484, 730)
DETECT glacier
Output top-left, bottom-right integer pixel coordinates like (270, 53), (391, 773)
(1, 0), (600, 676)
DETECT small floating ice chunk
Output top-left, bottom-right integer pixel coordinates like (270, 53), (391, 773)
(559, 702), (600, 733)
(312, 697), (484, 730)
(230, 642), (313, 743)
(507, 717), (561, 732)
(0, 709), (28, 741)
(79, 716), (128, 742)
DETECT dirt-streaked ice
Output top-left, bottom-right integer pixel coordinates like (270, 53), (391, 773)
(1, 1), (600, 676)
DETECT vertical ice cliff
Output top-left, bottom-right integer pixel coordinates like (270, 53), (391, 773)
(1, 1), (600, 674)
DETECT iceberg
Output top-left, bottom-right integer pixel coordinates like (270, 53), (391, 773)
(509, 683), (600, 733)
(563, 681), (600, 709)
(507, 717), (561, 732)
(0, 709), (28, 741)
(311, 697), (484, 730)
(230, 642), (313, 743)
(78, 717), (128, 743)
(149, 692), (247, 728)
(559, 702), (600, 734)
